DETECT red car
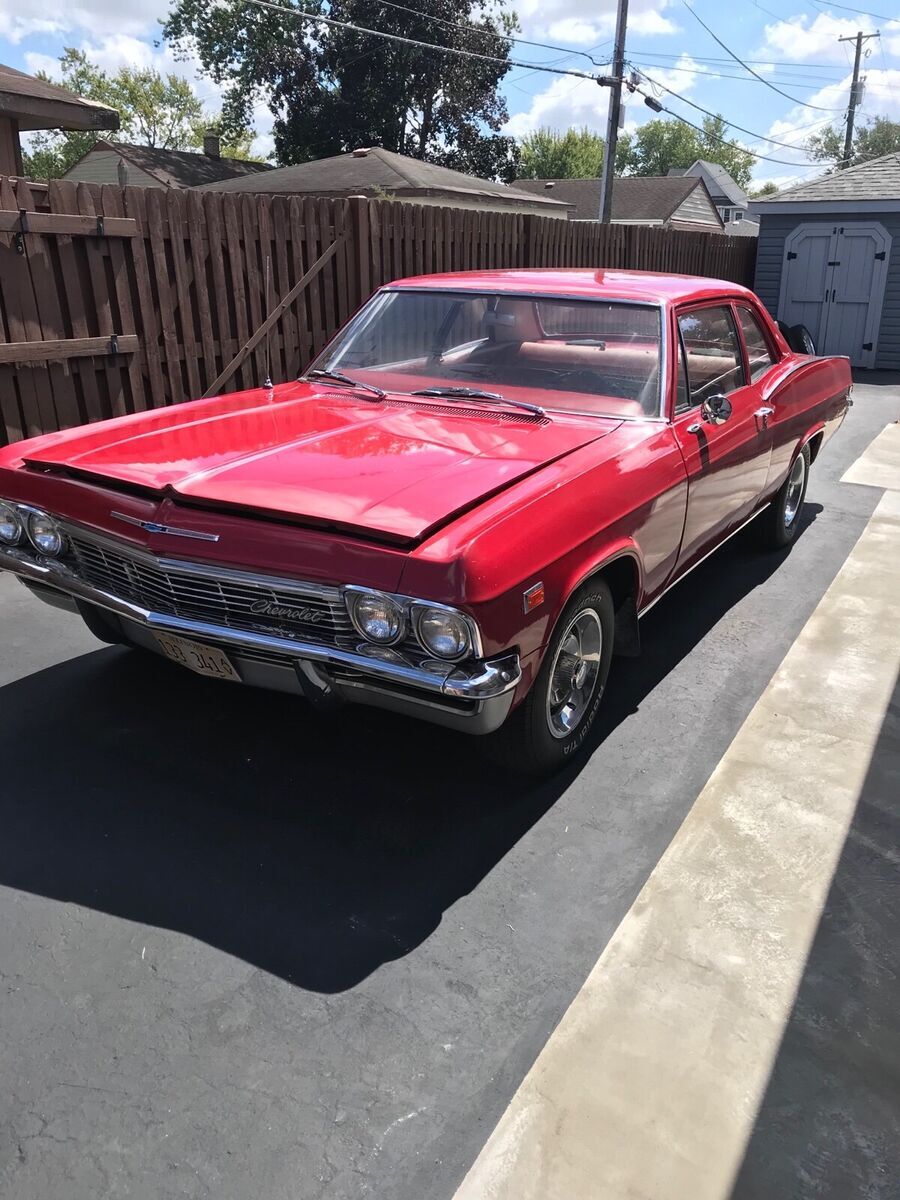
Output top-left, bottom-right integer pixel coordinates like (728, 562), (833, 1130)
(0, 270), (851, 772)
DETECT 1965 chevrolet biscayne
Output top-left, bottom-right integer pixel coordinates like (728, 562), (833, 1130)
(0, 269), (852, 772)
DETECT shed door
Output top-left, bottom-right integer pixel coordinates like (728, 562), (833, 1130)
(778, 221), (891, 368)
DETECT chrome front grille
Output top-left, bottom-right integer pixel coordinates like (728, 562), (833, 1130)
(67, 532), (352, 648)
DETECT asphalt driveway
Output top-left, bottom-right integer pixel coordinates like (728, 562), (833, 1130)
(0, 375), (897, 1200)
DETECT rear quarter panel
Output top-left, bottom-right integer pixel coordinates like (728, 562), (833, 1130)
(762, 354), (853, 495)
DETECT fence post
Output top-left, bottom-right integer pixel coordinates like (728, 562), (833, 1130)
(522, 213), (534, 268)
(349, 195), (371, 308)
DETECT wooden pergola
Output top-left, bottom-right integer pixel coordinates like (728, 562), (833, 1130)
(0, 63), (118, 176)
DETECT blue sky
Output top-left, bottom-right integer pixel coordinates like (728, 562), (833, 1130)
(1, 0), (899, 190)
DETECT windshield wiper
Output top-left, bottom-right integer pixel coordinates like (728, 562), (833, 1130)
(303, 369), (385, 399)
(410, 386), (545, 418)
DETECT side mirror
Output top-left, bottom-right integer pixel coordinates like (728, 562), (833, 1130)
(700, 393), (732, 426)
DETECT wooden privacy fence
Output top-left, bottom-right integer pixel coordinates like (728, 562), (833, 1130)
(0, 176), (758, 445)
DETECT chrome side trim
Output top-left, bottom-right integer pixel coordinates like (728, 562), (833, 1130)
(637, 505), (770, 619)
(0, 546), (520, 703)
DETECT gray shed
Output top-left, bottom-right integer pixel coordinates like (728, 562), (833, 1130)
(750, 153), (900, 369)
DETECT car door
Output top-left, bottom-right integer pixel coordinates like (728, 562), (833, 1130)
(671, 302), (773, 571)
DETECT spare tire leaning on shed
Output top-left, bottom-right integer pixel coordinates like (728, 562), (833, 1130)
(778, 320), (817, 356)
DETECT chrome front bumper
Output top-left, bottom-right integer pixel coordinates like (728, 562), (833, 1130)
(1, 547), (520, 734)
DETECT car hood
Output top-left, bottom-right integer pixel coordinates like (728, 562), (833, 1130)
(22, 382), (618, 543)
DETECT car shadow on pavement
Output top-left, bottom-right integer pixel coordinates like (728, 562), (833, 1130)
(0, 507), (821, 993)
(731, 667), (900, 1200)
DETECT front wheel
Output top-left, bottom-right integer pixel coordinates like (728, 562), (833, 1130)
(485, 581), (615, 775)
(759, 445), (810, 550)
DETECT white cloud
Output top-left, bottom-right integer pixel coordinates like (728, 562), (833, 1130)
(882, 20), (900, 58)
(505, 53), (700, 138)
(0, 0), (162, 42)
(23, 35), (274, 160)
(504, 76), (612, 138)
(518, 0), (679, 47)
(635, 54), (700, 95)
(760, 12), (879, 63)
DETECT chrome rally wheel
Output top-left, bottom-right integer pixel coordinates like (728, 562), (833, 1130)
(485, 581), (614, 775)
(783, 451), (807, 529)
(546, 608), (603, 739)
(760, 443), (811, 550)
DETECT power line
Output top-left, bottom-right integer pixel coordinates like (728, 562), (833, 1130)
(678, 0), (846, 111)
(806, 0), (893, 19)
(369, 0), (612, 67)
(237, 0), (602, 81)
(631, 65), (832, 151)
(632, 61), (848, 88)
(632, 85), (825, 166)
(625, 49), (846, 70)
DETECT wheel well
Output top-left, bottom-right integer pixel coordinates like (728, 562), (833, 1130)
(807, 431), (824, 463)
(587, 554), (641, 656)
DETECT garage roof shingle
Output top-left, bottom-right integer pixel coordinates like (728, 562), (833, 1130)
(758, 152), (900, 203)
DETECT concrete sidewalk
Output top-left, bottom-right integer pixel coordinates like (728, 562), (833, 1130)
(454, 430), (900, 1200)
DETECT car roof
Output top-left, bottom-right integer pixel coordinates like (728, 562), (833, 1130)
(387, 267), (756, 306)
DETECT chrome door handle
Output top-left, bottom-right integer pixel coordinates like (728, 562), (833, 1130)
(755, 406), (774, 417)
(687, 422), (702, 434)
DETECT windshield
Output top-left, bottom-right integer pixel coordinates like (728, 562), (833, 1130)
(310, 290), (663, 419)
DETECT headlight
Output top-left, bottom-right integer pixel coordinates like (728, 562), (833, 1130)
(0, 501), (23, 546)
(414, 606), (473, 661)
(26, 510), (65, 557)
(348, 590), (405, 645)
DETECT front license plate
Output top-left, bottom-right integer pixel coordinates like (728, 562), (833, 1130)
(154, 633), (242, 683)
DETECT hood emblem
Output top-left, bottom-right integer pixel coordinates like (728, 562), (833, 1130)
(111, 511), (220, 542)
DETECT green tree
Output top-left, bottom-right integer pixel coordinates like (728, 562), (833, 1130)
(21, 48), (257, 180)
(749, 180), (779, 198)
(164, 0), (520, 179)
(616, 115), (754, 189)
(807, 115), (900, 171)
(518, 127), (604, 178)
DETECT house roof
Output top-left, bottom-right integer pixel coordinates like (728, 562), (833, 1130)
(0, 62), (118, 132)
(75, 139), (273, 188)
(668, 160), (747, 207)
(197, 146), (569, 208)
(724, 218), (760, 238)
(754, 152), (900, 205)
(512, 175), (720, 224)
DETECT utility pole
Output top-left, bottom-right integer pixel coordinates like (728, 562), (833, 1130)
(599, 0), (629, 222)
(837, 29), (879, 170)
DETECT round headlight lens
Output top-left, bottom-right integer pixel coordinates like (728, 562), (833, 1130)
(0, 501), (23, 546)
(350, 592), (405, 644)
(26, 510), (64, 556)
(416, 607), (472, 660)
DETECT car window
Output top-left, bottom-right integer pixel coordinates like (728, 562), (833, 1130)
(677, 305), (745, 407)
(319, 291), (663, 418)
(737, 306), (777, 381)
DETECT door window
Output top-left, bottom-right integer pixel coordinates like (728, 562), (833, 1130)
(677, 306), (745, 408)
(737, 307), (777, 381)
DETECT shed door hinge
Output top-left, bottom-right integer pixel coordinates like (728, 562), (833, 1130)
(874, 250), (886, 261)
(786, 251), (797, 260)
(862, 342), (873, 351)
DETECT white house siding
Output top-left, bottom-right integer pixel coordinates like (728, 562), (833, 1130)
(754, 210), (900, 370)
(671, 188), (723, 229)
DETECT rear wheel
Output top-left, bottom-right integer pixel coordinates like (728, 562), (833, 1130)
(759, 445), (810, 549)
(485, 581), (614, 775)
